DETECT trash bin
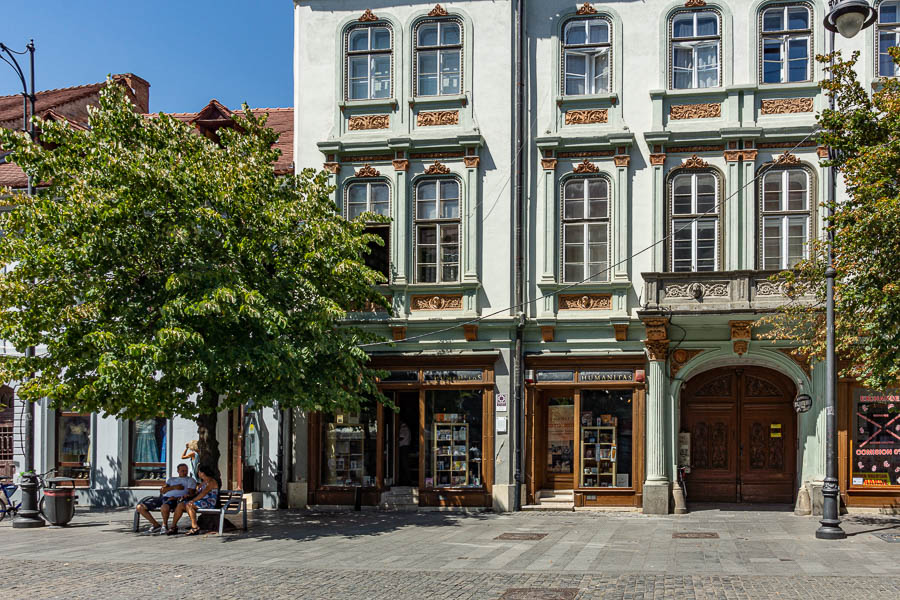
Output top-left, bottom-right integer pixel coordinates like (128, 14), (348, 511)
(42, 477), (76, 526)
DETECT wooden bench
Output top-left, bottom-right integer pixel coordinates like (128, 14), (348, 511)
(132, 489), (248, 535)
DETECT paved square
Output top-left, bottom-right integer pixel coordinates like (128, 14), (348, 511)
(1, 506), (899, 598)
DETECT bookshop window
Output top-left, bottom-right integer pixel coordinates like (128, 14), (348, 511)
(579, 389), (633, 488)
(131, 417), (168, 483)
(878, 1), (900, 77)
(424, 390), (483, 488)
(852, 388), (900, 487)
(321, 404), (378, 487)
(57, 412), (91, 484)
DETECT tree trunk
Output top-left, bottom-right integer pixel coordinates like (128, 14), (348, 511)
(196, 386), (221, 478)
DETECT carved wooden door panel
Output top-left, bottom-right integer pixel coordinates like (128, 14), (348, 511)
(739, 369), (796, 503)
(681, 371), (739, 502)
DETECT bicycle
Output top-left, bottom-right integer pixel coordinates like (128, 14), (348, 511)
(0, 469), (57, 522)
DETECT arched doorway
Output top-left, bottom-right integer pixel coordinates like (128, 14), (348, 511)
(681, 367), (797, 503)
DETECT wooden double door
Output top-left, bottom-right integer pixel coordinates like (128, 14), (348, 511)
(0, 386), (13, 479)
(681, 367), (797, 503)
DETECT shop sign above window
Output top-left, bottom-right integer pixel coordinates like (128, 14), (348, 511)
(423, 369), (483, 382)
(383, 370), (419, 382)
(536, 370), (576, 382)
(579, 370), (634, 382)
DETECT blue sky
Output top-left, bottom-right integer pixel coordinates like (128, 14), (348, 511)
(0, 1), (293, 113)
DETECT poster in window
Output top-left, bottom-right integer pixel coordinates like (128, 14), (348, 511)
(852, 389), (900, 487)
(547, 402), (574, 474)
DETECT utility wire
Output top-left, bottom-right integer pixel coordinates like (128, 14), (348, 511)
(360, 130), (820, 348)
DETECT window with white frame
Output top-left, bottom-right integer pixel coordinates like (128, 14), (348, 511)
(562, 178), (610, 283)
(563, 18), (612, 95)
(415, 179), (459, 283)
(415, 20), (462, 96)
(761, 4), (811, 83)
(760, 168), (810, 269)
(671, 10), (721, 89)
(670, 171), (720, 272)
(878, 1), (900, 77)
(346, 25), (392, 100)
(346, 181), (391, 278)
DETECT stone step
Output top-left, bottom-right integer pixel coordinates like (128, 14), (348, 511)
(522, 503), (574, 512)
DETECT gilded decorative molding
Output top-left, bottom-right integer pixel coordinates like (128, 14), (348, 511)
(348, 114), (390, 131)
(572, 159), (600, 174)
(541, 326), (555, 342)
(649, 153), (667, 166)
(773, 152), (801, 166)
(345, 154), (392, 163)
(729, 320), (753, 340)
(670, 103), (721, 120)
(665, 281), (729, 300)
(668, 145), (724, 153)
(428, 4), (449, 17)
(558, 294), (612, 310)
(777, 348), (812, 377)
(817, 146), (829, 158)
(645, 340), (670, 361)
(359, 9), (378, 22)
(742, 149), (758, 161)
(724, 150), (742, 162)
(463, 156), (480, 168)
(410, 294), (463, 310)
(355, 164), (381, 178)
(685, 0), (707, 6)
(642, 317), (670, 361)
(671, 349), (704, 377)
(417, 110), (459, 127)
(613, 323), (629, 342)
(613, 155), (630, 167)
(733, 340), (749, 356)
(758, 140), (816, 149)
(541, 158), (558, 170)
(681, 154), (710, 169)
(760, 97), (814, 115)
(424, 161), (451, 174)
(463, 324), (478, 341)
(392, 159), (410, 171)
(558, 150), (614, 158)
(410, 151), (464, 159)
(565, 109), (608, 125)
(576, 2), (597, 15)
(323, 162), (340, 174)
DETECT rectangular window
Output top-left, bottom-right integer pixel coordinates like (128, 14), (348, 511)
(563, 18), (611, 96)
(580, 389), (634, 488)
(562, 178), (610, 283)
(760, 169), (810, 269)
(879, 2), (900, 77)
(671, 11), (721, 89)
(424, 390), (484, 489)
(851, 388), (900, 488)
(415, 179), (460, 283)
(347, 26), (392, 100)
(416, 21), (462, 97)
(760, 5), (811, 84)
(321, 405), (378, 488)
(57, 412), (91, 484)
(131, 417), (168, 484)
(670, 172), (719, 272)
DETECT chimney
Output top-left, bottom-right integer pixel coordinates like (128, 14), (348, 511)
(114, 73), (150, 113)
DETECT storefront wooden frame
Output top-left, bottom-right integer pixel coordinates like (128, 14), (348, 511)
(838, 379), (900, 508)
(308, 353), (497, 508)
(524, 355), (646, 508)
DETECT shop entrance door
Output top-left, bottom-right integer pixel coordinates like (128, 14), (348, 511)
(226, 406), (244, 491)
(543, 394), (575, 490)
(0, 386), (14, 479)
(392, 392), (419, 488)
(681, 367), (796, 503)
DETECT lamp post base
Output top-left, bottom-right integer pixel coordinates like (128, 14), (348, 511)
(815, 520), (846, 540)
(11, 476), (45, 529)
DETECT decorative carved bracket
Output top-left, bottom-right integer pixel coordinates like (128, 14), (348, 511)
(773, 152), (801, 165)
(411, 294), (462, 310)
(573, 159), (600, 174)
(428, 4), (449, 17)
(614, 155), (630, 168)
(576, 3), (597, 15)
(463, 324), (478, 342)
(323, 162), (340, 174)
(541, 326), (555, 342)
(541, 158), (558, 170)
(424, 161), (451, 175)
(729, 320), (753, 340)
(733, 340), (749, 356)
(642, 317), (670, 362)
(355, 164), (381, 178)
(359, 9), (378, 22)
(650, 153), (667, 166)
(392, 159), (410, 171)
(559, 294), (612, 310)
(671, 349), (704, 377)
(613, 323), (629, 342)
(463, 156), (480, 169)
(392, 326), (407, 341)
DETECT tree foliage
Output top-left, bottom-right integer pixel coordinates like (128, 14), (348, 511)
(763, 50), (900, 389)
(0, 81), (387, 460)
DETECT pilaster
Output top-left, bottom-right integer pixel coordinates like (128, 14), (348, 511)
(650, 151), (666, 271)
(742, 149), (758, 269)
(539, 158), (557, 285)
(392, 158), (409, 284)
(724, 151), (741, 271)
(614, 153), (630, 281)
(463, 153), (480, 282)
(642, 317), (670, 514)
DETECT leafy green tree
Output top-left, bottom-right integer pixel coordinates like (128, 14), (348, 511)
(764, 50), (900, 389)
(0, 80), (387, 470)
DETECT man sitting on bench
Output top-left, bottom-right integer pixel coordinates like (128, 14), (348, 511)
(135, 463), (197, 534)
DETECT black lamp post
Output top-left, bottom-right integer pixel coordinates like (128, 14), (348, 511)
(816, 1), (876, 541)
(1, 39), (44, 530)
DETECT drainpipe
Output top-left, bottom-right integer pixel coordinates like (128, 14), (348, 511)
(512, 0), (525, 511)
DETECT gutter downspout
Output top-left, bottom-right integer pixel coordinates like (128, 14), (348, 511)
(512, 0), (525, 511)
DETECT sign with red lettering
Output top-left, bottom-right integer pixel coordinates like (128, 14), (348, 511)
(853, 389), (900, 487)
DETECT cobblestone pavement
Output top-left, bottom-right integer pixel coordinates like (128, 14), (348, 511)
(1, 505), (899, 598)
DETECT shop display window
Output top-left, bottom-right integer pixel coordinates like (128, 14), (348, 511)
(131, 417), (168, 483)
(322, 404), (378, 487)
(424, 390), (483, 488)
(852, 389), (900, 487)
(57, 412), (91, 484)
(580, 390), (633, 488)
(547, 397), (575, 475)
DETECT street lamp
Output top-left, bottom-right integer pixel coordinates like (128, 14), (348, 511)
(0, 39), (44, 529)
(815, 1), (876, 541)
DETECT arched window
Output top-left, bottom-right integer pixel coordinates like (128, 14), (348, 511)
(415, 179), (460, 283)
(670, 10), (721, 89)
(562, 18), (612, 95)
(878, 1), (900, 77)
(760, 168), (810, 269)
(415, 19), (462, 96)
(760, 4), (811, 84)
(346, 181), (391, 278)
(346, 25), (392, 100)
(562, 177), (610, 283)
(670, 171), (720, 272)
